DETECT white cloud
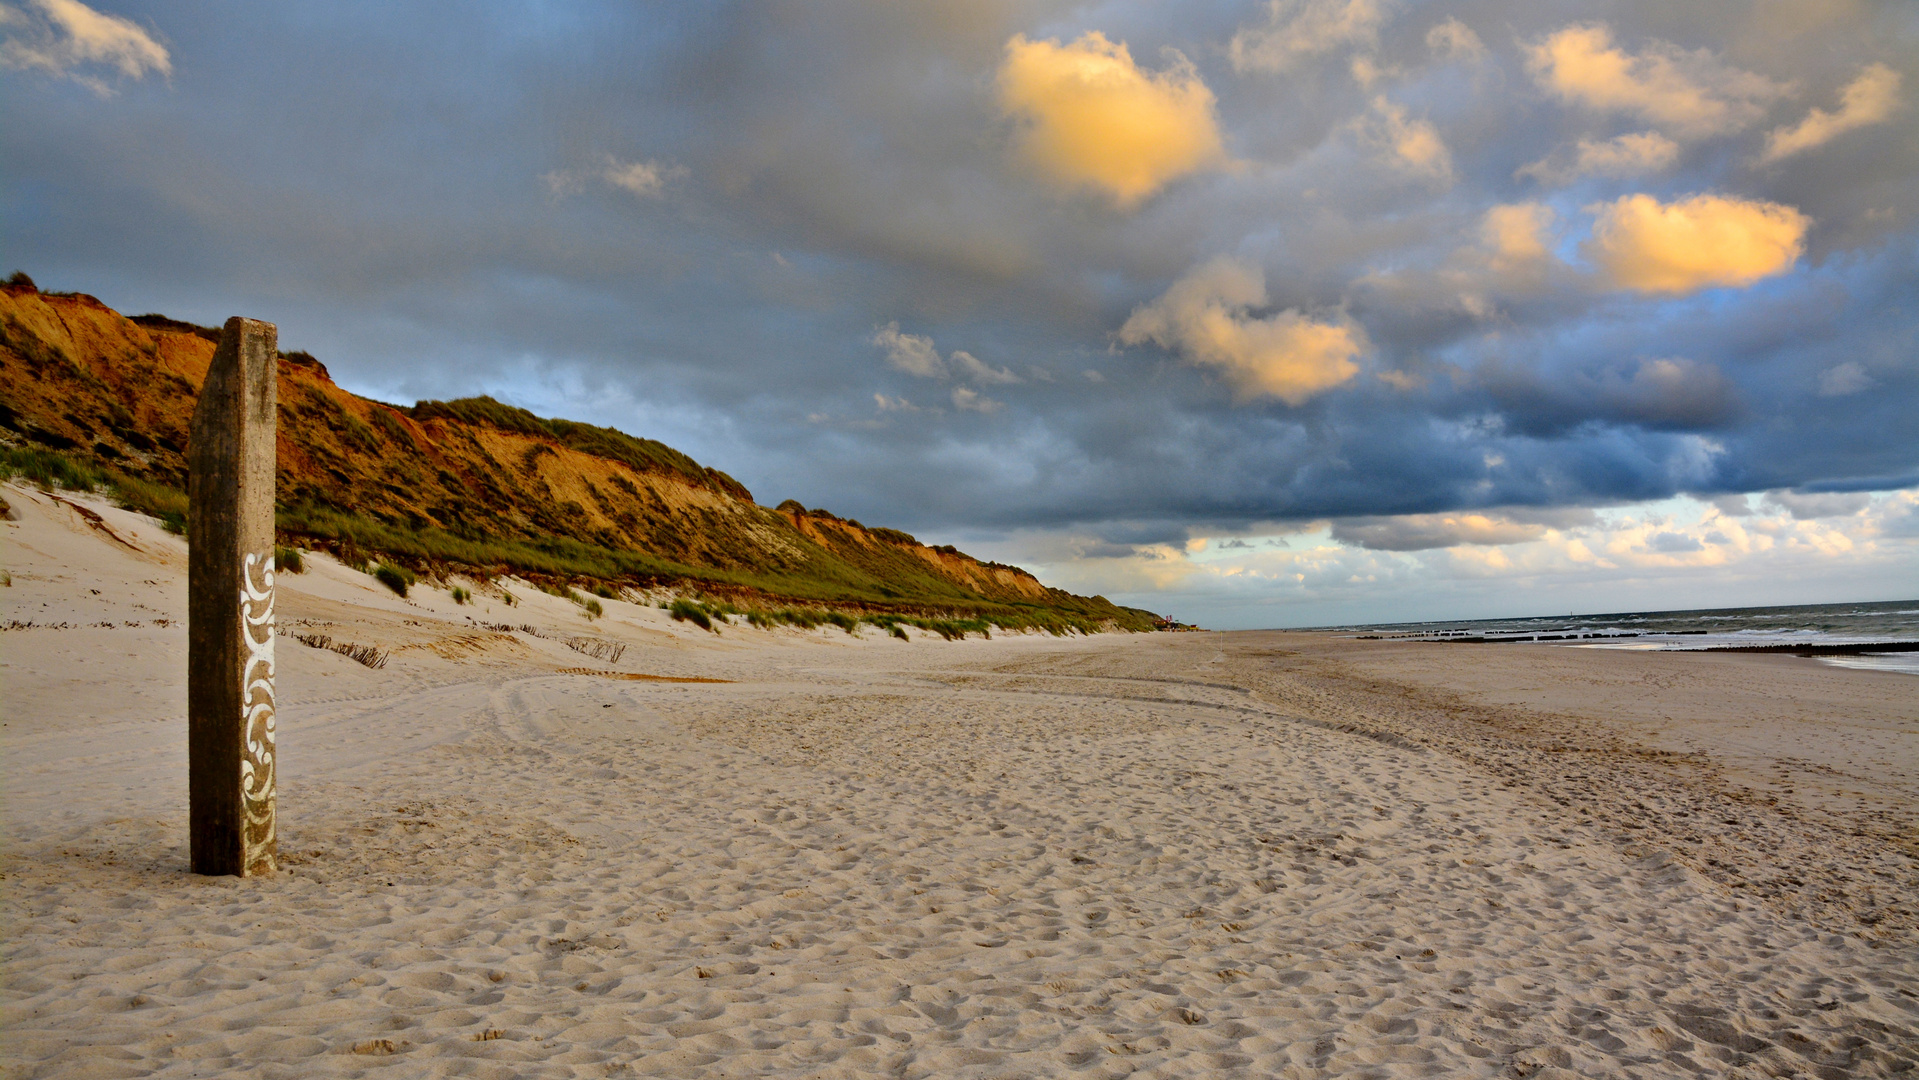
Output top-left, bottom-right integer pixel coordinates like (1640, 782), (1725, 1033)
(951, 386), (1003, 413)
(1231, 0), (1396, 74)
(1516, 131), (1680, 183)
(871, 322), (947, 379)
(0, 0), (169, 94)
(1523, 23), (1784, 138)
(949, 351), (1022, 385)
(871, 326), (1023, 388)
(1817, 361), (1872, 397)
(541, 171), (585, 197)
(1762, 63), (1902, 163)
(1118, 256), (1366, 406)
(602, 159), (678, 197)
(1424, 18), (1485, 63)
(543, 155), (684, 199)
(873, 393), (922, 413)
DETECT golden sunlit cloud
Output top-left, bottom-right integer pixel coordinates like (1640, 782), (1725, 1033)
(1230, 0), (1394, 74)
(0, 0), (170, 94)
(1481, 202), (1556, 268)
(1119, 257), (1365, 405)
(997, 31), (1225, 207)
(1360, 97), (1453, 182)
(1762, 63), (1902, 163)
(1524, 23), (1781, 137)
(1585, 193), (1809, 295)
(1516, 131), (1679, 183)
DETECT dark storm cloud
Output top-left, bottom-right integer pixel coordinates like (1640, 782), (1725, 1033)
(1477, 355), (1743, 435)
(4, 0), (1915, 549)
(1331, 502), (1600, 551)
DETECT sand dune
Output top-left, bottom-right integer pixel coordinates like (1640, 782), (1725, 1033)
(4, 482), (1916, 1077)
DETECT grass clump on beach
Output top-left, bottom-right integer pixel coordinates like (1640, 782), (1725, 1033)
(275, 546), (305, 574)
(373, 561), (415, 597)
(669, 598), (715, 631)
(550, 584), (603, 619)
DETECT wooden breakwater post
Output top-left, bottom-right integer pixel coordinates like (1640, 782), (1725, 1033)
(187, 317), (279, 876)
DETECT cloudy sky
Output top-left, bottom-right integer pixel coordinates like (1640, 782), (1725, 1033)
(4, 0), (1915, 627)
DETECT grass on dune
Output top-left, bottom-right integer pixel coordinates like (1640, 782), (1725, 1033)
(0, 446), (1158, 633)
(667, 596), (1015, 639)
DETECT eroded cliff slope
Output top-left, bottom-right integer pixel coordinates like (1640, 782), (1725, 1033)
(0, 279), (1153, 629)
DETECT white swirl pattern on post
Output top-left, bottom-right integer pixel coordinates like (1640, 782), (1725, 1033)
(240, 551), (277, 871)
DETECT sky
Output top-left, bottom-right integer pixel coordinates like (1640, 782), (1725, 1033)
(3, 0), (1915, 628)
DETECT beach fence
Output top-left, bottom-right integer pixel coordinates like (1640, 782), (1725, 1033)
(187, 317), (278, 877)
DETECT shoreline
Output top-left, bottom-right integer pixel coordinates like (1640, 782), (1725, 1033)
(1351, 632), (1919, 656)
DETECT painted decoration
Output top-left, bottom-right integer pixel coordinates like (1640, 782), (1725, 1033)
(240, 550), (277, 873)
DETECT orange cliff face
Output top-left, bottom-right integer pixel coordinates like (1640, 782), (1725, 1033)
(0, 281), (1152, 623)
(0, 286), (211, 479)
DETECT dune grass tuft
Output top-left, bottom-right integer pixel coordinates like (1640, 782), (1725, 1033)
(373, 562), (415, 597)
(669, 597), (715, 631)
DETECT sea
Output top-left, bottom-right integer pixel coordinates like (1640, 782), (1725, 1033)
(1324, 599), (1919, 676)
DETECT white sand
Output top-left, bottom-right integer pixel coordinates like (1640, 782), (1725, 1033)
(3, 481), (1916, 1078)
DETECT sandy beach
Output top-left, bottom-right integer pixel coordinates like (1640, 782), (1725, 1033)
(4, 481), (1916, 1079)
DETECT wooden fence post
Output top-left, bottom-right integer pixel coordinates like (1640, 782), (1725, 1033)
(187, 316), (278, 876)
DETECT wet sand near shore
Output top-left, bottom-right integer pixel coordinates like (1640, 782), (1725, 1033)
(4, 483), (1916, 1078)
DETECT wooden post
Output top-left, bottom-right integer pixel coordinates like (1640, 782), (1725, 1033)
(188, 317), (278, 876)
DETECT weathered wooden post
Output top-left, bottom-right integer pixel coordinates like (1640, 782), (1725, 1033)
(188, 317), (278, 876)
